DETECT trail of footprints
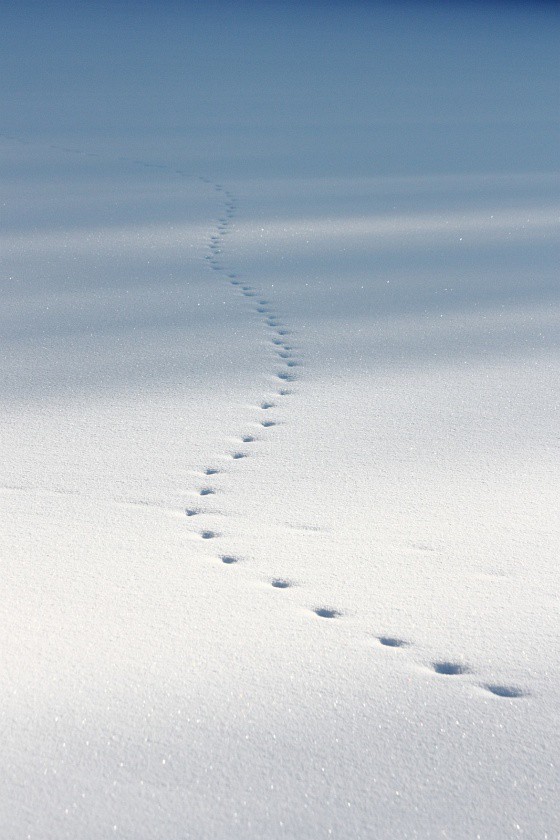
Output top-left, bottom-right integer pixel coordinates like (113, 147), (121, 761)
(195, 181), (300, 573)
(191, 178), (528, 702)
(0, 134), (528, 702)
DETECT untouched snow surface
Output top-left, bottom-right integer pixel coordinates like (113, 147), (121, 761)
(1, 2), (559, 838)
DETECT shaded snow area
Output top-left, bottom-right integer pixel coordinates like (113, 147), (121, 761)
(1, 2), (559, 837)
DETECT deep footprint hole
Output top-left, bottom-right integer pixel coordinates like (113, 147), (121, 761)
(271, 579), (291, 589)
(379, 636), (408, 648)
(221, 555), (239, 565)
(201, 530), (218, 540)
(433, 661), (469, 676)
(314, 607), (341, 619)
(484, 684), (528, 698)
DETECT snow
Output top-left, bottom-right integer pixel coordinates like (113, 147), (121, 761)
(1, 2), (559, 837)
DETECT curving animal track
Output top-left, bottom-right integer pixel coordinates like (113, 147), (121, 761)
(193, 179), (301, 585)
(0, 133), (529, 702)
(190, 174), (528, 702)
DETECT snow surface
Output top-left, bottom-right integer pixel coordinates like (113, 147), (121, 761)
(1, 2), (559, 838)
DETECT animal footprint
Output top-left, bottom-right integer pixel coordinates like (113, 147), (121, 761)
(231, 452), (246, 460)
(241, 435), (256, 443)
(432, 661), (469, 676)
(484, 684), (528, 698)
(261, 401), (275, 410)
(204, 468), (219, 476)
(271, 579), (292, 589)
(378, 636), (408, 648)
(199, 488), (215, 496)
(200, 530), (218, 540)
(185, 508), (200, 517)
(314, 607), (341, 619)
(221, 555), (239, 565)
(261, 420), (276, 428)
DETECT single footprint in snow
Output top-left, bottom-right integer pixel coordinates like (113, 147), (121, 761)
(261, 401), (275, 409)
(483, 684), (528, 698)
(432, 661), (469, 676)
(261, 420), (276, 428)
(221, 555), (239, 565)
(200, 530), (218, 540)
(185, 508), (200, 517)
(231, 452), (247, 459)
(277, 371), (297, 381)
(241, 435), (256, 443)
(204, 468), (219, 476)
(378, 636), (408, 648)
(199, 488), (215, 496)
(314, 607), (341, 619)
(278, 388), (292, 396)
(271, 579), (292, 589)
